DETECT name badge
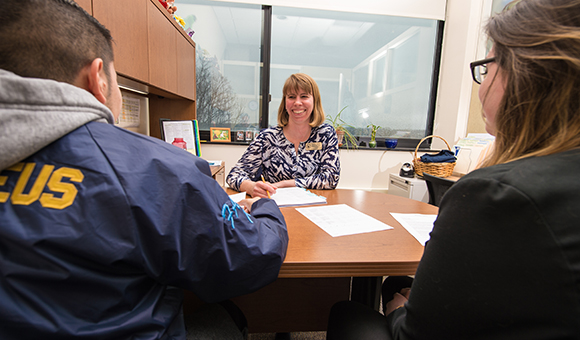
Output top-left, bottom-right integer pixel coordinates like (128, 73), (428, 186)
(305, 142), (322, 151)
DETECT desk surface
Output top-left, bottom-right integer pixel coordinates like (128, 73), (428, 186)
(209, 161), (224, 177)
(230, 188), (438, 278)
(193, 189), (439, 332)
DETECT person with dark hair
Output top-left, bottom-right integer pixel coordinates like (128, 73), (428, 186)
(327, 0), (580, 338)
(0, 1), (288, 339)
(226, 73), (340, 198)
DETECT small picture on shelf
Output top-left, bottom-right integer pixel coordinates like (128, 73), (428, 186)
(245, 130), (254, 141)
(236, 131), (245, 142)
(210, 127), (231, 142)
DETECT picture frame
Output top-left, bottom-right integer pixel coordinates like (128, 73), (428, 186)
(245, 130), (254, 141)
(160, 119), (201, 156)
(235, 131), (245, 142)
(210, 127), (231, 142)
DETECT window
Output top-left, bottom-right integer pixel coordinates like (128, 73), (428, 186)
(180, 1), (443, 147)
(181, 0), (263, 133)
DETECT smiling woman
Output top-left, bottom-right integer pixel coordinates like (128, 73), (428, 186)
(226, 73), (341, 198)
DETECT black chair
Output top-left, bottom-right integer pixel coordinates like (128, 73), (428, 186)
(422, 173), (455, 207)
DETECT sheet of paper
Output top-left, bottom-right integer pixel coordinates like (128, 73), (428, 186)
(229, 192), (247, 203)
(270, 187), (327, 207)
(296, 204), (393, 237)
(390, 213), (437, 245)
(118, 95), (140, 128)
(206, 160), (223, 166)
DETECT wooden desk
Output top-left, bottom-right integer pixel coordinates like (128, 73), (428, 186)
(209, 161), (225, 186)
(185, 189), (438, 332)
(276, 189), (435, 278)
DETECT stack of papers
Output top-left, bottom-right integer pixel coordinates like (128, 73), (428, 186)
(270, 187), (327, 207)
(228, 188), (327, 208)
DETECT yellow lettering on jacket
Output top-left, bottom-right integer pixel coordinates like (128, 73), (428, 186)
(0, 163), (25, 203)
(40, 167), (84, 209)
(0, 162), (84, 209)
(0, 174), (7, 203)
(11, 163), (54, 206)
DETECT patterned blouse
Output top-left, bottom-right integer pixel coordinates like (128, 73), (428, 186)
(226, 123), (340, 191)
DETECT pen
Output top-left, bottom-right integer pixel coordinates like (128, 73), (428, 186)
(261, 175), (271, 199)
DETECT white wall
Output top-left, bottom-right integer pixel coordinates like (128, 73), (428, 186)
(200, 0), (489, 191)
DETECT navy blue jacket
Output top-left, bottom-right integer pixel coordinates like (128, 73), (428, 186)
(0, 122), (288, 339)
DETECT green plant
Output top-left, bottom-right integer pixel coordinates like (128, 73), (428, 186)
(326, 106), (358, 148)
(367, 123), (381, 142)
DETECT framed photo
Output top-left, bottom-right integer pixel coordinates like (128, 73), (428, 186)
(160, 119), (201, 156)
(245, 130), (254, 141)
(210, 127), (231, 142)
(235, 131), (245, 142)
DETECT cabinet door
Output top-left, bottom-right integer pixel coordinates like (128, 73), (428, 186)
(76, 0), (92, 14)
(176, 36), (196, 100)
(93, 0), (149, 83)
(148, 0), (178, 94)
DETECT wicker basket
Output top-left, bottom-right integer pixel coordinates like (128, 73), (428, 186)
(413, 135), (456, 178)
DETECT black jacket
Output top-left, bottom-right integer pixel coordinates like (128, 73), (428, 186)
(389, 149), (580, 339)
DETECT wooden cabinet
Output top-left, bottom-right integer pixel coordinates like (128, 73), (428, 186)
(176, 33), (196, 100)
(147, 1), (196, 100)
(88, 0), (195, 99)
(148, 0), (178, 95)
(85, 0), (196, 137)
(93, 0), (149, 84)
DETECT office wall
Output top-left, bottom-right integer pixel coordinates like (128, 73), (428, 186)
(200, 0), (492, 191)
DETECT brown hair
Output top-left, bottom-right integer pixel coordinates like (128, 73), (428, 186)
(277, 73), (326, 127)
(481, 0), (580, 166)
(0, 0), (114, 84)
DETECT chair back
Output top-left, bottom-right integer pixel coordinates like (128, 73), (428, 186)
(423, 173), (455, 207)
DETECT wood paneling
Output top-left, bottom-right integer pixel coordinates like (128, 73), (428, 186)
(148, 1), (177, 94)
(93, 0), (149, 83)
(176, 36), (196, 100)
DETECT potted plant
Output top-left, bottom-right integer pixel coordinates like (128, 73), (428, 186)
(367, 123), (381, 148)
(326, 106), (358, 149)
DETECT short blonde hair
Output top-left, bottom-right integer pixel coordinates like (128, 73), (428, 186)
(277, 73), (325, 127)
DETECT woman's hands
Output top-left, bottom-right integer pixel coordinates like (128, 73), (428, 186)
(241, 180), (277, 198)
(240, 178), (297, 198)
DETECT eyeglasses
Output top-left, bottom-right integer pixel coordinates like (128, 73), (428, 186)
(470, 57), (496, 84)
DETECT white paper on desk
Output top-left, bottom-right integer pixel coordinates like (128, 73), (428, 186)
(270, 187), (327, 207)
(229, 192), (246, 203)
(296, 204), (393, 237)
(390, 213), (437, 246)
